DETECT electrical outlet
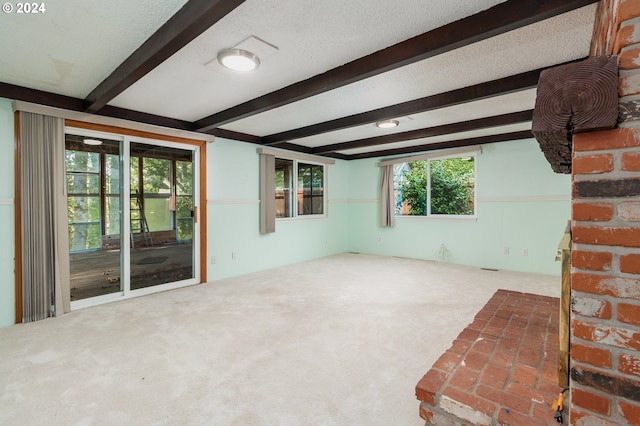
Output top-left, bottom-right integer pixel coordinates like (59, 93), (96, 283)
(210, 256), (216, 264)
(232, 252), (237, 260)
(504, 247), (510, 255)
(522, 248), (529, 256)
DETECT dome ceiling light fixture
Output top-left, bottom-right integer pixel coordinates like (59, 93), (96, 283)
(83, 139), (103, 146)
(375, 119), (399, 129)
(217, 48), (260, 72)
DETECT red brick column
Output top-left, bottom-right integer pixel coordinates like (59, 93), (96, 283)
(570, 1), (640, 424)
(571, 129), (640, 425)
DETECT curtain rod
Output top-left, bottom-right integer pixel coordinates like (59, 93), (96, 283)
(257, 147), (336, 165)
(377, 145), (482, 167)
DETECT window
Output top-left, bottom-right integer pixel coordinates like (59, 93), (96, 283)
(275, 158), (325, 218)
(66, 150), (102, 251)
(175, 160), (194, 241)
(394, 154), (476, 217)
(275, 158), (294, 218)
(298, 162), (324, 215)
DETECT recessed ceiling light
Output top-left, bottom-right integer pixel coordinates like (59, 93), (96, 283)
(83, 139), (102, 146)
(376, 119), (399, 129)
(217, 48), (260, 72)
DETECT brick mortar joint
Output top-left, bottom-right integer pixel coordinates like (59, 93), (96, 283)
(571, 406), (629, 426)
(619, 67), (640, 77)
(571, 291), (623, 307)
(573, 151), (619, 156)
(573, 165), (640, 173)
(569, 382), (637, 421)
(572, 222), (640, 230)
(420, 402), (494, 426)
(620, 15), (640, 30)
(618, 119), (640, 128)
(572, 198), (632, 204)
(572, 170), (640, 180)
(571, 377), (640, 408)
(575, 251), (637, 276)
(570, 381), (617, 405)
(572, 242), (640, 253)
(571, 264), (640, 279)
(619, 92), (640, 102)
(572, 311), (640, 335)
(570, 349), (631, 381)
(620, 42), (640, 52)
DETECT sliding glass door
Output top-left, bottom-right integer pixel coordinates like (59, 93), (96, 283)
(65, 129), (200, 308)
(129, 141), (196, 291)
(66, 133), (123, 301)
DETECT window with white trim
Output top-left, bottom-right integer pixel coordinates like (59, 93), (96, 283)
(275, 158), (325, 218)
(393, 153), (476, 217)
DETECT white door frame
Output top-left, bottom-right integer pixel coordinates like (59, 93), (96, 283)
(67, 128), (201, 311)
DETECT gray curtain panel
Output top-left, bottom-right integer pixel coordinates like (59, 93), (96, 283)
(259, 153), (276, 234)
(379, 165), (395, 227)
(20, 111), (70, 322)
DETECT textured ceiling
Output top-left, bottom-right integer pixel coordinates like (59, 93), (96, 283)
(228, 6), (594, 139)
(0, 0), (598, 159)
(109, 0), (510, 120)
(0, 0), (188, 98)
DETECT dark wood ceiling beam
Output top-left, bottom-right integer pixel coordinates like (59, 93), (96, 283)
(322, 152), (351, 161)
(312, 110), (533, 155)
(194, 0), (598, 132)
(0, 82), (85, 111)
(84, 0), (247, 113)
(2, 82), (261, 138)
(264, 68), (543, 146)
(343, 130), (534, 160)
(98, 105), (194, 130)
(206, 128), (264, 144)
(271, 143), (315, 154)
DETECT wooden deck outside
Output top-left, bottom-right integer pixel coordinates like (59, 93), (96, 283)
(69, 242), (194, 301)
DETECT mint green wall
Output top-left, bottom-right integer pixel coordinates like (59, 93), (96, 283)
(347, 139), (571, 275)
(0, 103), (570, 329)
(0, 98), (15, 327)
(206, 138), (350, 280)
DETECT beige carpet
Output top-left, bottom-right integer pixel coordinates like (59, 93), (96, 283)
(0, 253), (559, 425)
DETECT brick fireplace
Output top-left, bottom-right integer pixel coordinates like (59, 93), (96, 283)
(416, 1), (640, 424)
(569, 0), (640, 424)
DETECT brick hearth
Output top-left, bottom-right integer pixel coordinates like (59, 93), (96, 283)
(415, 289), (564, 426)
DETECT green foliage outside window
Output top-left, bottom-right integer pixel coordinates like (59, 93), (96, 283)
(66, 143), (195, 251)
(66, 150), (101, 251)
(398, 161), (427, 215)
(396, 156), (475, 216)
(430, 157), (475, 215)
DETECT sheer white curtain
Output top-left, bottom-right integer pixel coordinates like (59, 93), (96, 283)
(259, 153), (275, 234)
(379, 165), (395, 227)
(20, 111), (70, 322)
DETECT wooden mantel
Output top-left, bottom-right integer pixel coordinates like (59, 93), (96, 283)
(532, 56), (619, 174)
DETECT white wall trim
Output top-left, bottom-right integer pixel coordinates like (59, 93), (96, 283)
(346, 199), (378, 204)
(0, 198), (14, 205)
(478, 196), (570, 203)
(207, 199), (260, 205)
(205, 196), (567, 206)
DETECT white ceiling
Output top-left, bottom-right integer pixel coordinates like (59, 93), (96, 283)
(0, 0), (188, 98)
(0, 0), (597, 159)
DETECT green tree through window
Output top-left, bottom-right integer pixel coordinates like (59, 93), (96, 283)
(395, 155), (475, 216)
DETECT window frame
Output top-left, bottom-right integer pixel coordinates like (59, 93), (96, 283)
(391, 149), (478, 221)
(276, 157), (327, 220)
